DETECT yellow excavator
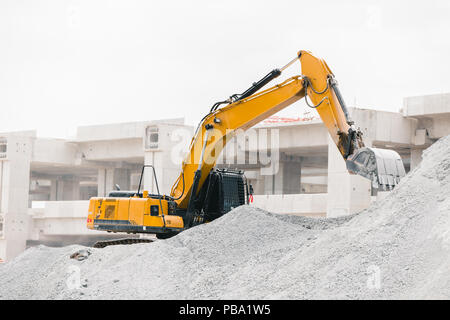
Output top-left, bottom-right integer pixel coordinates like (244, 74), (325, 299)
(87, 50), (405, 243)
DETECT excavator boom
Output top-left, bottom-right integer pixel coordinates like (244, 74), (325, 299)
(170, 50), (406, 209)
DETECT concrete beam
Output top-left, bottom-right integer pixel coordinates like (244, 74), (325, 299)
(350, 108), (417, 147)
(404, 93), (450, 118)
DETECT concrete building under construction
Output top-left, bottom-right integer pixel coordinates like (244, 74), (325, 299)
(1, 92), (450, 262)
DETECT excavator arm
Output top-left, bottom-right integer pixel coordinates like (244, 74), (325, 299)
(170, 50), (405, 210)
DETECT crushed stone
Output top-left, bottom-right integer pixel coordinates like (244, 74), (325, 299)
(1, 135), (450, 299)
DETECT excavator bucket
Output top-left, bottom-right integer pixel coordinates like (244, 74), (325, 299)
(346, 147), (406, 191)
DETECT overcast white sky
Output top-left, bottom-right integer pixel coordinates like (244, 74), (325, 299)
(1, 0), (449, 138)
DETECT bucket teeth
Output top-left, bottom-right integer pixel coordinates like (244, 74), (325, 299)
(346, 147), (406, 191)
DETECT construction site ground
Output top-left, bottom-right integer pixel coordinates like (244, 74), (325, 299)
(1, 135), (449, 299)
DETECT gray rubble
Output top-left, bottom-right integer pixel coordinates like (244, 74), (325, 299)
(1, 135), (450, 299)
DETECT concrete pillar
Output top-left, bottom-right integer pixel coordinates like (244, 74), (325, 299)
(281, 161), (302, 194)
(251, 176), (265, 195)
(97, 168), (117, 197)
(105, 168), (115, 194)
(261, 155), (302, 195)
(50, 177), (79, 201)
(49, 179), (57, 201)
(263, 174), (276, 195)
(97, 168), (131, 197)
(242, 170), (264, 195)
(48, 179), (57, 201)
(97, 168), (106, 197)
(144, 151), (164, 194)
(410, 148), (424, 170)
(326, 135), (371, 218)
(0, 135), (32, 262)
(56, 179), (64, 200)
(113, 168), (130, 191)
(62, 177), (80, 200)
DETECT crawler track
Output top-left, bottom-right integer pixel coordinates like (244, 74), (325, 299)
(93, 238), (154, 248)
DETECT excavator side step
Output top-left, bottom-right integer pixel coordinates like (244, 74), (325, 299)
(92, 238), (154, 248)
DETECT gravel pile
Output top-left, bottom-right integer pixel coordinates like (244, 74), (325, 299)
(1, 135), (450, 299)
